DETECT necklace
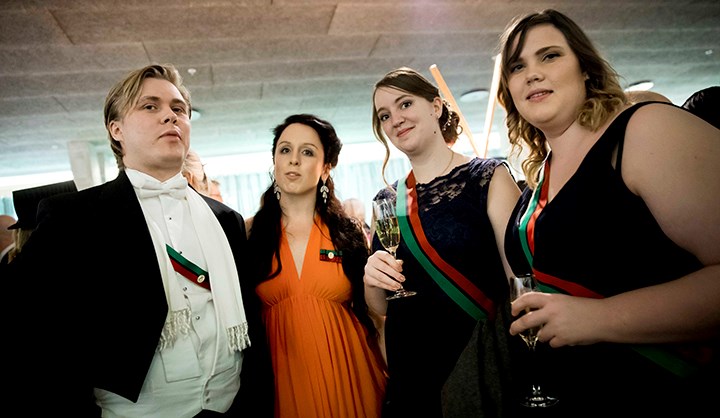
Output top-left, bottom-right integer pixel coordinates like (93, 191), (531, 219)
(439, 150), (455, 177)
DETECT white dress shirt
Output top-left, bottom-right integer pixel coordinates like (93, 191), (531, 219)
(94, 170), (242, 418)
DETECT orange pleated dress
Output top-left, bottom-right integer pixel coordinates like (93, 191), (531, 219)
(256, 220), (387, 418)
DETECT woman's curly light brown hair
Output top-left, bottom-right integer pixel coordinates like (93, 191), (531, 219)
(497, 9), (627, 189)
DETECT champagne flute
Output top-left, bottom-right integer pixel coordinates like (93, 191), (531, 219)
(373, 197), (417, 300)
(509, 273), (559, 408)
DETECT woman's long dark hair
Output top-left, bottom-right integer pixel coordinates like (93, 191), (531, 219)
(247, 113), (378, 340)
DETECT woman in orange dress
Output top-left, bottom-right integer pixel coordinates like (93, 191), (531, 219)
(246, 114), (387, 418)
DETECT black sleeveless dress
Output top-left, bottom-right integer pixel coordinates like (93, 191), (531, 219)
(504, 102), (717, 416)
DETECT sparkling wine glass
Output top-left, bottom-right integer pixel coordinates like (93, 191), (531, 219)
(509, 273), (559, 408)
(373, 197), (417, 300)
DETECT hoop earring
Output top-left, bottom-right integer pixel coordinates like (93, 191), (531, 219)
(273, 181), (281, 200)
(320, 179), (329, 205)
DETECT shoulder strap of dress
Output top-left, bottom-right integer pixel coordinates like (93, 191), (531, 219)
(612, 101), (676, 172)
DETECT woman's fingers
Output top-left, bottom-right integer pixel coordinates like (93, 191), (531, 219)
(365, 251), (405, 290)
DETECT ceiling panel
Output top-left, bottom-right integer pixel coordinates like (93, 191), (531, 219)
(0, 0), (718, 184)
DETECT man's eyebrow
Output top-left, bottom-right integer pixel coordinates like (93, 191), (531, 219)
(138, 95), (160, 102)
(137, 95), (187, 107)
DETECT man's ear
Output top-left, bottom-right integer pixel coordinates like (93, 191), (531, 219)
(108, 120), (123, 143)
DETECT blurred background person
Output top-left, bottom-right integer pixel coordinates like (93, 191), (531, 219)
(5, 180), (77, 264)
(343, 196), (386, 362)
(682, 85), (720, 130)
(246, 113), (387, 418)
(209, 178), (224, 202)
(0, 214), (16, 268)
(183, 149), (225, 203)
(342, 196), (372, 245)
(182, 148), (210, 195)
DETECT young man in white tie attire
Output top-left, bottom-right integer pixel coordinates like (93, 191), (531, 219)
(7, 64), (273, 418)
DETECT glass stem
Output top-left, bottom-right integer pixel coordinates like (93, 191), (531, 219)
(528, 343), (543, 397)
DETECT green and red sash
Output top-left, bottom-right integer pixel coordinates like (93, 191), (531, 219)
(519, 159), (698, 377)
(166, 244), (210, 290)
(397, 171), (494, 322)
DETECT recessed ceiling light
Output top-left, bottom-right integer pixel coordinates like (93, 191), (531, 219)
(459, 88), (490, 103)
(625, 80), (654, 92)
(191, 108), (202, 121)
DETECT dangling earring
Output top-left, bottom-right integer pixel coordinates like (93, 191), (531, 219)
(320, 179), (329, 205)
(273, 181), (281, 200)
(442, 115), (453, 132)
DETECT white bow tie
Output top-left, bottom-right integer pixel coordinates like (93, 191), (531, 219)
(137, 176), (188, 200)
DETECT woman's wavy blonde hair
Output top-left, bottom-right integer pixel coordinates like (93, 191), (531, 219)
(497, 9), (627, 189)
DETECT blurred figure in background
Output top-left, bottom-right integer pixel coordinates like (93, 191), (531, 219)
(5, 180), (77, 264)
(682, 85), (720, 130)
(0, 214), (16, 268)
(209, 178), (224, 202)
(183, 150), (225, 203)
(182, 148), (210, 195)
(343, 196), (386, 363)
(342, 197), (372, 245)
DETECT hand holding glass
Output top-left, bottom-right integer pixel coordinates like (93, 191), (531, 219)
(373, 198), (417, 300)
(509, 273), (559, 408)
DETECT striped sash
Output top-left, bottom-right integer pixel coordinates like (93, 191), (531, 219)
(397, 171), (495, 321)
(519, 159), (699, 377)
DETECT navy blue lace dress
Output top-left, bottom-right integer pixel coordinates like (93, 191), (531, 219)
(373, 157), (513, 418)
